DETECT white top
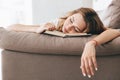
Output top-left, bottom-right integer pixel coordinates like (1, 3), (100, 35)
(40, 18), (59, 29)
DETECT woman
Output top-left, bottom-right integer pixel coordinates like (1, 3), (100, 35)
(7, 7), (106, 34)
(7, 7), (120, 78)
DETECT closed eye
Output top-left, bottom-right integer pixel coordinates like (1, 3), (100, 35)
(74, 26), (80, 32)
(74, 26), (82, 33)
(70, 18), (73, 23)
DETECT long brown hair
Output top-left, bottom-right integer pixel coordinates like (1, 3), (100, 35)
(57, 7), (106, 34)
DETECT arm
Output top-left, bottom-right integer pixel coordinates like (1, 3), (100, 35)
(7, 23), (56, 33)
(7, 24), (40, 32)
(90, 29), (120, 45)
(80, 29), (120, 78)
(36, 23), (56, 33)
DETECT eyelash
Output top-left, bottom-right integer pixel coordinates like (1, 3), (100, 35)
(74, 27), (80, 32)
(70, 18), (73, 23)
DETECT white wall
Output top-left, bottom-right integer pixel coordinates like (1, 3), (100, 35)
(32, 0), (93, 24)
(93, 0), (112, 11)
(0, 0), (33, 27)
(24, 0), (33, 24)
(0, 0), (25, 27)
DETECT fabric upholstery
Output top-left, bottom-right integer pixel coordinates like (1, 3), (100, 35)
(0, 27), (120, 56)
(101, 0), (120, 29)
(2, 50), (120, 80)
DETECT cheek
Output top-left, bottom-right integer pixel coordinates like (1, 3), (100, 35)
(63, 19), (70, 26)
(63, 25), (76, 33)
(80, 23), (86, 32)
(62, 19), (71, 33)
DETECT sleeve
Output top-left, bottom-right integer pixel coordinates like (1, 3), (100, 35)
(39, 18), (59, 29)
(48, 18), (59, 28)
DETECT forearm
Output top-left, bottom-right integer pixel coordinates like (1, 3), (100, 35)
(7, 24), (40, 32)
(81, 29), (120, 78)
(91, 29), (120, 45)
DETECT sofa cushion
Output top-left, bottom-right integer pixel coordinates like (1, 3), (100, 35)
(0, 27), (120, 56)
(101, 0), (120, 29)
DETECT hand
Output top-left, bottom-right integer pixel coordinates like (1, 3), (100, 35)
(80, 41), (98, 78)
(36, 25), (46, 33)
(44, 23), (56, 31)
(36, 23), (56, 33)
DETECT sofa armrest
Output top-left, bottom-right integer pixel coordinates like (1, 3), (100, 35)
(0, 27), (120, 56)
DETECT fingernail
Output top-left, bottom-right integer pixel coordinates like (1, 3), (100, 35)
(95, 68), (98, 71)
(88, 75), (91, 78)
(83, 73), (86, 77)
(80, 66), (82, 69)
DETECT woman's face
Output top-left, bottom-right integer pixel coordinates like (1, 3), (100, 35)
(62, 13), (86, 33)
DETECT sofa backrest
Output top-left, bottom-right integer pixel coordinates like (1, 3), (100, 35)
(101, 0), (120, 29)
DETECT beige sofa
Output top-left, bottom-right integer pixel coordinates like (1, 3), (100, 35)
(0, 0), (120, 80)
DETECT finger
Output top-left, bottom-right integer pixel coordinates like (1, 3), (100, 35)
(84, 58), (91, 78)
(48, 26), (53, 31)
(48, 28), (52, 31)
(92, 57), (98, 71)
(46, 26), (55, 31)
(88, 58), (94, 76)
(80, 58), (87, 77)
(51, 27), (56, 30)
